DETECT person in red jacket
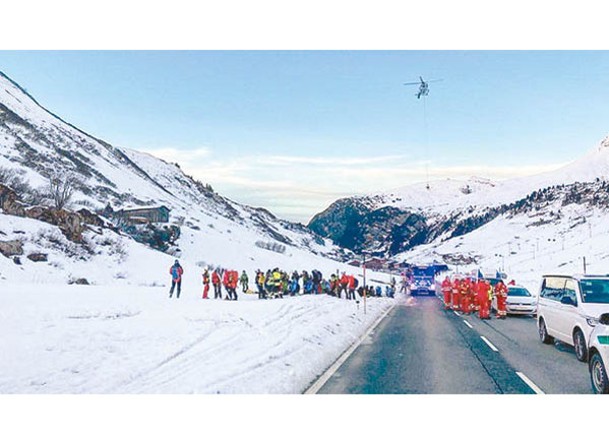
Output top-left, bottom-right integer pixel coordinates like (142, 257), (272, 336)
(212, 269), (222, 299)
(223, 270), (238, 301)
(451, 278), (461, 311)
(169, 260), (184, 298)
(202, 269), (210, 299)
(441, 276), (452, 310)
(495, 280), (508, 319)
(460, 278), (471, 314)
(347, 275), (357, 300)
(477, 279), (492, 319)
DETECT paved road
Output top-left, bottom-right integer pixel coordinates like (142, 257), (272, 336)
(317, 294), (591, 394)
(462, 303), (589, 394)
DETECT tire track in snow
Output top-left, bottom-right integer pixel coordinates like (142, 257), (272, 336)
(118, 300), (323, 393)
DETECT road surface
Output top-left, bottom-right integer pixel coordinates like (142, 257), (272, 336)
(315, 294), (590, 394)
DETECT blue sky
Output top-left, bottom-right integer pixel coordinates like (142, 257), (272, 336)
(2, 51), (609, 222)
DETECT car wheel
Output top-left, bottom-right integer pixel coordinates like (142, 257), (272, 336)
(539, 318), (553, 344)
(574, 329), (588, 362)
(590, 352), (609, 394)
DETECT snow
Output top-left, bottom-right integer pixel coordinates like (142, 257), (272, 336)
(400, 201), (609, 294)
(0, 282), (395, 393)
(366, 136), (609, 216)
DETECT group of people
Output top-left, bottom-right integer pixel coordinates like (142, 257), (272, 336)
(168, 260), (397, 301)
(440, 275), (510, 319)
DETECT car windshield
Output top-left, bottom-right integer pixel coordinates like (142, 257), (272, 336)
(579, 279), (609, 304)
(508, 287), (531, 297)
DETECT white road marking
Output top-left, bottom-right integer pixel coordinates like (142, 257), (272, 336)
(454, 311), (461, 317)
(304, 304), (395, 394)
(516, 371), (545, 394)
(480, 336), (499, 352)
(463, 320), (473, 329)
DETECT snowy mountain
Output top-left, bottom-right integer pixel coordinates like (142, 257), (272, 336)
(0, 71), (354, 286)
(309, 136), (609, 269)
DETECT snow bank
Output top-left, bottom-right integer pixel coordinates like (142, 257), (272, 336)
(0, 283), (395, 393)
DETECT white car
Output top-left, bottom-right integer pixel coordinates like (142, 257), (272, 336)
(537, 274), (609, 362)
(503, 285), (538, 316)
(588, 313), (609, 394)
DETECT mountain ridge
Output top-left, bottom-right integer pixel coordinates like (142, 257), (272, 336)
(308, 135), (609, 257)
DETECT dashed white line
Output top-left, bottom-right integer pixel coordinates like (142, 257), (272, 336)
(516, 372), (545, 394)
(454, 311), (461, 317)
(480, 336), (499, 352)
(463, 320), (473, 329)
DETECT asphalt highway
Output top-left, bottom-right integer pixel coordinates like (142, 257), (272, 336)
(315, 294), (590, 394)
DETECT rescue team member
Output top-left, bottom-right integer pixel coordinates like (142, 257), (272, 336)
(477, 279), (492, 320)
(451, 278), (461, 311)
(441, 276), (452, 309)
(495, 280), (508, 319)
(460, 279), (471, 314)
(472, 279), (481, 313)
(202, 268), (210, 299)
(212, 269), (222, 299)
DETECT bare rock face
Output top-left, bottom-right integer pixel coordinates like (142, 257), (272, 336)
(0, 184), (26, 217)
(77, 208), (105, 228)
(25, 206), (84, 242)
(0, 240), (24, 257)
(27, 252), (48, 262)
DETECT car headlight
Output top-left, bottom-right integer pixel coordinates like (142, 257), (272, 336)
(586, 317), (599, 327)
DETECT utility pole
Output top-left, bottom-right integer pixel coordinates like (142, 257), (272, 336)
(362, 252), (367, 315)
(583, 256), (587, 274)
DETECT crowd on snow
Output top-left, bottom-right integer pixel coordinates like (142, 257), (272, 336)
(168, 260), (398, 300)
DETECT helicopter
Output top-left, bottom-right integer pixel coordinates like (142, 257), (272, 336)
(403, 76), (442, 99)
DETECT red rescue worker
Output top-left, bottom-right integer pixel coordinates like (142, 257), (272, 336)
(472, 279), (481, 313)
(202, 268), (210, 299)
(495, 280), (508, 319)
(460, 279), (471, 314)
(347, 275), (357, 300)
(477, 279), (492, 319)
(212, 269), (222, 299)
(451, 278), (461, 311)
(465, 278), (476, 313)
(441, 276), (452, 309)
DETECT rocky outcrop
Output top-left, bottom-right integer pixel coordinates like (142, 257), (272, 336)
(308, 198), (429, 256)
(0, 240), (24, 257)
(27, 253), (48, 262)
(25, 206), (85, 242)
(0, 184), (26, 217)
(77, 208), (106, 228)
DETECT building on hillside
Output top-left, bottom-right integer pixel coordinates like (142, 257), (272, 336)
(101, 204), (170, 225)
(363, 258), (386, 271)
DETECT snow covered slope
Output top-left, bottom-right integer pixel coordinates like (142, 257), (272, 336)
(309, 135), (609, 257)
(363, 137), (609, 216)
(0, 70), (354, 286)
